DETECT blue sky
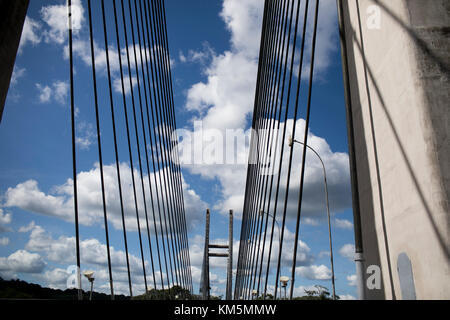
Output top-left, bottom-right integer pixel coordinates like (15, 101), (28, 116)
(0, 0), (357, 299)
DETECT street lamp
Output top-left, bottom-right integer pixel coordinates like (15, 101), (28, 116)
(259, 210), (282, 299)
(83, 271), (95, 301)
(279, 276), (289, 300)
(259, 210), (281, 246)
(288, 136), (336, 300)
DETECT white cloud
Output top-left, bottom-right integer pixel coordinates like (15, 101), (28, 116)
(0, 237), (9, 246)
(179, 42), (216, 65)
(184, 0), (262, 130)
(185, 50), (258, 130)
(113, 76), (137, 96)
(10, 66), (26, 86)
(340, 294), (356, 300)
(41, 0), (85, 44)
(22, 223), (172, 295)
(289, 1), (339, 81)
(36, 83), (52, 103)
(290, 284), (324, 298)
(220, 0), (264, 58)
(295, 264), (332, 280)
(36, 81), (68, 105)
(179, 0), (349, 221)
(179, 118), (351, 221)
(335, 218), (353, 230)
(188, 227), (314, 287)
(179, 51), (187, 63)
(64, 39), (120, 74)
(0, 208), (12, 233)
(39, 268), (70, 290)
(75, 122), (96, 150)
(25, 225), (142, 273)
(4, 163), (206, 232)
(19, 221), (36, 233)
(19, 16), (42, 54)
(53, 81), (69, 104)
(0, 250), (46, 274)
(5, 179), (74, 223)
(347, 274), (357, 287)
(339, 243), (355, 261)
(0, 208), (12, 226)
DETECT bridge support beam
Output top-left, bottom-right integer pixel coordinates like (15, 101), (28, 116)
(338, 0), (449, 300)
(200, 209), (234, 300)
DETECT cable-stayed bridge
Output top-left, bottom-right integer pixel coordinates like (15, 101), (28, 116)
(0, 0), (448, 300)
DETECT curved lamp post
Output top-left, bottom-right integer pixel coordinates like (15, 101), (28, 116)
(259, 210), (282, 299)
(279, 276), (290, 300)
(259, 210), (282, 247)
(288, 136), (336, 300)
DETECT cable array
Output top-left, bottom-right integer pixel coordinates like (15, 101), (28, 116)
(234, 0), (320, 300)
(68, 0), (192, 299)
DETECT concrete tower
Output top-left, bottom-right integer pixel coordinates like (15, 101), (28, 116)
(339, 0), (449, 299)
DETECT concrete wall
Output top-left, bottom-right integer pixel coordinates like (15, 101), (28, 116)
(341, 0), (450, 299)
(0, 0), (30, 123)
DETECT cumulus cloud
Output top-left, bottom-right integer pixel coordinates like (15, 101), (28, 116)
(184, 0), (262, 130)
(35, 81), (69, 105)
(113, 76), (137, 96)
(0, 250), (46, 274)
(179, 42), (216, 65)
(0, 208), (12, 233)
(10, 66), (26, 86)
(18, 16), (42, 54)
(335, 218), (353, 230)
(75, 122), (96, 150)
(25, 225), (143, 274)
(178, 0), (349, 222)
(19, 221), (36, 233)
(295, 264), (332, 280)
(347, 274), (357, 287)
(189, 227), (314, 286)
(339, 243), (355, 261)
(53, 81), (70, 104)
(0, 237), (9, 246)
(41, 0), (85, 44)
(36, 83), (52, 103)
(38, 268), (70, 290)
(178, 118), (352, 220)
(22, 223), (174, 295)
(4, 162), (206, 232)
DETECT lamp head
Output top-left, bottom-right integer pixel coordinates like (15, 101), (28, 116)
(288, 135), (293, 147)
(83, 271), (95, 281)
(280, 276), (289, 287)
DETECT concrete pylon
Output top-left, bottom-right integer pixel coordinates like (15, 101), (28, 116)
(200, 209), (234, 300)
(0, 0), (30, 123)
(338, 0), (449, 300)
